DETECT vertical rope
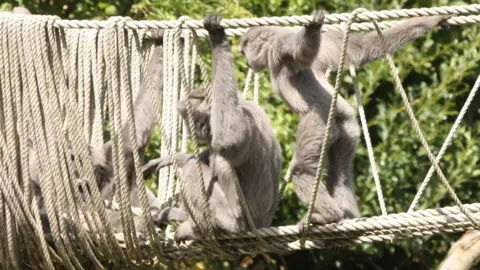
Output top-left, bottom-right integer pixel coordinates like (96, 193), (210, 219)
(176, 31), (192, 197)
(119, 20), (151, 264)
(38, 17), (85, 261)
(349, 65), (387, 216)
(132, 30), (167, 263)
(78, 30), (89, 142)
(0, 195), (7, 268)
(120, 23), (166, 264)
(104, 17), (142, 263)
(38, 18), (91, 269)
(158, 30), (174, 203)
(82, 30), (95, 145)
(325, 68), (332, 79)
(0, 17), (23, 267)
(0, 16), (18, 270)
(60, 22), (127, 263)
(59, 25), (115, 261)
(302, 8), (367, 236)
(34, 18), (100, 267)
(167, 27), (183, 202)
(174, 20), (228, 258)
(91, 29), (105, 146)
(58, 18), (128, 265)
(189, 29), (211, 102)
(183, 32), (196, 154)
(253, 72), (260, 104)
(21, 16), (77, 269)
(243, 68), (253, 98)
(21, 17), (57, 268)
(6, 207), (19, 269)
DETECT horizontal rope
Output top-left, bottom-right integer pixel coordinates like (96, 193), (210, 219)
(1, 5), (479, 35)
(148, 15), (479, 38)
(106, 203), (480, 260)
(46, 4), (480, 30)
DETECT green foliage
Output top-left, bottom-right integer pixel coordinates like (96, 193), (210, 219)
(7, 0), (480, 268)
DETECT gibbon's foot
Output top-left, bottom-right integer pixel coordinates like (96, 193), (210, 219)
(306, 9), (327, 29)
(174, 221), (198, 244)
(203, 14), (224, 32)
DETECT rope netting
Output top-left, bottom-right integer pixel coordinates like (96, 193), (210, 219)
(0, 4), (479, 268)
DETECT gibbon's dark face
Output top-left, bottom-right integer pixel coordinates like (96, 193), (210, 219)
(177, 88), (212, 143)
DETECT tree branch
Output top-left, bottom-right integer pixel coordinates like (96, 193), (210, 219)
(439, 231), (480, 270)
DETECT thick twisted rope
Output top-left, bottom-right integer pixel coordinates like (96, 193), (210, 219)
(158, 30), (174, 203)
(23, 16), (79, 269)
(167, 15), (480, 38)
(243, 69), (253, 98)
(63, 24), (128, 265)
(56, 21), (115, 265)
(120, 21), (167, 264)
(105, 17), (144, 262)
(0, 16), (20, 269)
(4, 5), (479, 36)
(116, 203), (480, 260)
(41, 4), (480, 30)
(167, 25), (183, 202)
(38, 18), (104, 268)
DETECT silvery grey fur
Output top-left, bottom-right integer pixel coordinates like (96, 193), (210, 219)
(238, 11), (451, 225)
(154, 14), (282, 243)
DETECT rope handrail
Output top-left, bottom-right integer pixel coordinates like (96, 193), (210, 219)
(1, 5), (479, 35)
(65, 202), (480, 259)
(108, 202), (480, 260)
(41, 4), (480, 28)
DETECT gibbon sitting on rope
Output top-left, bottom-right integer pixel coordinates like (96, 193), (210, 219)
(152, 14), (282, 243)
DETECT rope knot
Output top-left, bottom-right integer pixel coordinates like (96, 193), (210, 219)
(347, 8), (369, 26)
(106, 16), (130, 29)
(46, 15), (60, 29)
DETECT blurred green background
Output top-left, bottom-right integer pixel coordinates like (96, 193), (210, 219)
(2, 0), (479, 269)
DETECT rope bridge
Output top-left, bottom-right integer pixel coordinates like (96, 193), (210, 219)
(0, 4), (479, 268)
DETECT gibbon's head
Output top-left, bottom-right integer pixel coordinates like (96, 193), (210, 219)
(12, 7), (31, 14)
(239, 26), (278, 72)
(177, 88), (212, 143)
